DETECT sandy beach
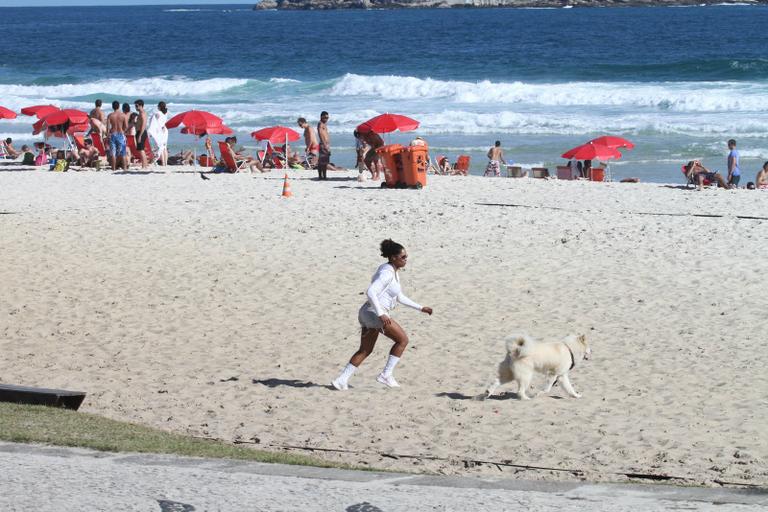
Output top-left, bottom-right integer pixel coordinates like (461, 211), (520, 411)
(1, 166), (766, 487)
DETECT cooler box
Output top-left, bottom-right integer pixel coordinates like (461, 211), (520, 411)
(401, 145), (429, 189)
(376, 144), (404, 188)
(590, 168), (605, 182)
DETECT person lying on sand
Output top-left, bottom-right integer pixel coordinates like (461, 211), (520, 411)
(684, 160), (728, 191)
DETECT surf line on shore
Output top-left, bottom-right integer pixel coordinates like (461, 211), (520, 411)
(476, 203), (768, 221)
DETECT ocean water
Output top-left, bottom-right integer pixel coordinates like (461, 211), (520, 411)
(1, 4), (768, 182)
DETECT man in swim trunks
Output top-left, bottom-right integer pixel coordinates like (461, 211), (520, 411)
(316, 111), (331, 180)
(361, 128), (384, 181)
(297, 117), (318, 168)
(485, 140), (507, 177)
(106, 100), (128, 171)
(134, 99), (148, 169)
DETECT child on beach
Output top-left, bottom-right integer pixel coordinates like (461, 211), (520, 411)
(332, 239), (432, 390)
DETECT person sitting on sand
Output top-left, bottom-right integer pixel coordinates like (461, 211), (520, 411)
(20, 145), (35, 166)
(753, 161), (768, 189)
(76, 138), (101, 167)
(685, 160), (729, 191)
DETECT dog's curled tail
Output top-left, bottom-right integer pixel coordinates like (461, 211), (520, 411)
(505, 333), (535, 359)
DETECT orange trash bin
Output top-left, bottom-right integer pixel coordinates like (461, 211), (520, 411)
(401, 145), (429, 189)
(376, 144), (405, 188)
(590, 168), (605, 182)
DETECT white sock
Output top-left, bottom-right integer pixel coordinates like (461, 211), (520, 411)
(338, 363), (357, 383)
(381, 355), (400, 377)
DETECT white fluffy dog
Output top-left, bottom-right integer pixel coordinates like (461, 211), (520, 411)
(484, 333), (591, 400)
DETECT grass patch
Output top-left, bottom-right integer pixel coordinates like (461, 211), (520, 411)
(0, 402), (349, 468)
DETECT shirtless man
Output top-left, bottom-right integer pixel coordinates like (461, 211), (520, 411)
(485, 140), (507, 177)
(76, 138), (100, 167)
(134, 99), (148, 169)
(361, 128), (384, 181)
(89, 99), (106, 137)
(297, 117), (318, 168)
(106, 100), (128, 171)
(316, 111), (330, 180)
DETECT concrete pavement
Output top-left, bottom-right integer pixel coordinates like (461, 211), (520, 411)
(0, 442), (766, 511)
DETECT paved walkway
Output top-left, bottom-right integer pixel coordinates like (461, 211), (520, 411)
(0, 442), (765, 511)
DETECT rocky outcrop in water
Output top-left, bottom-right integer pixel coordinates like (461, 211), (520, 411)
(255, 0), (767, 10)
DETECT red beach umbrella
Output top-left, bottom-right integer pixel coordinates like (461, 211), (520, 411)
(32, 109), (89, 135)
(561, 142), (622, 161)
(20, 104), (60, 118)
(38, 108), (89, 127)
(357, 113), (420, 134)
(181, 124), (234, 136)
(165, 110), (224, 131)
(0, 106), (17, 119)
(588, 135), (635, 150)
(251, 125), (301, 169)
(250, 125), (300, 144)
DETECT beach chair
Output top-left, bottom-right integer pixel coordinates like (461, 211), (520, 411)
(532, 167), (550, 179)
(217, 141), (249, 172)
(454, 155), (470, 175)
(681, 164), (714, 188)
(126, 135), (155, 165)
(73, 134), (86, 151)
(556, 165), (573, 180)
(90, 133), (107, 157)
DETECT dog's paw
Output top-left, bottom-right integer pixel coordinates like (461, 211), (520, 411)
(571, 393), (582, 398)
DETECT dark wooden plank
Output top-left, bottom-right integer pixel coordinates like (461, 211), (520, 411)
(0, 383), (86, 410)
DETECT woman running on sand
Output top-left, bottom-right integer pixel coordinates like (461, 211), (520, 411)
(332, 239), (432, 390)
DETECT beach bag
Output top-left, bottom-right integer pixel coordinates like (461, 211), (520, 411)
(53, 158), (69, 172)
(22, 152), (35, 166)
(34, 152), (48, 166)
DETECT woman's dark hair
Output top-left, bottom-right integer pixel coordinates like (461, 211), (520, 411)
(763, 161), (768, 169)
(380, 239), (404, 259)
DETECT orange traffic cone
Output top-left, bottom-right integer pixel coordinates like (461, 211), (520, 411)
(281, 173), (293, 198)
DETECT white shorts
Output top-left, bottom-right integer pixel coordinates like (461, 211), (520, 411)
(358, 304), (384, 330)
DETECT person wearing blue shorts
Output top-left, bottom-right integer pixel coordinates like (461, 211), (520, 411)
(106, 100), (128, 171)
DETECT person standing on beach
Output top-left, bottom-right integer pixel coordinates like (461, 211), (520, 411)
(106, 100), (127, 171)
(332, 239), (433, 390)
(361, 128), (384, 181)
(297, 117), (319, 168)
(88, 99), (106, 137)
(485, 141), (507, 177)
(134, 99), (148, 169)
(317, 111), (331, 180)
(727, 139), (741, 188)
(148, 101), (169, 167)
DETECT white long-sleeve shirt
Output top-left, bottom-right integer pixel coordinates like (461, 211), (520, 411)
(366, 263), (422, 317)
